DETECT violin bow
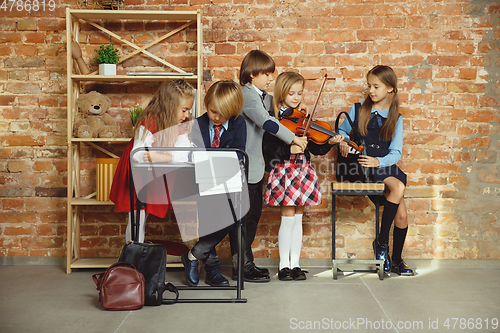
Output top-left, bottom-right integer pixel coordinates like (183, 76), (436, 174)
(302, 73), (328, 137)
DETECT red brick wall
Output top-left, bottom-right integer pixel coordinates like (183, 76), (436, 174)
(1, 0), (499, 261)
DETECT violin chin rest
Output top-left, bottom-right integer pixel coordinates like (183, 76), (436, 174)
(282, 108), (295, 117)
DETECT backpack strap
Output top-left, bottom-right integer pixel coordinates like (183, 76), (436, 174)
(161, 282), (180, 304)
(335, 103), (362, 145)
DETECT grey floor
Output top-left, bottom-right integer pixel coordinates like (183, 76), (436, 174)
(1, 261), (499, 333)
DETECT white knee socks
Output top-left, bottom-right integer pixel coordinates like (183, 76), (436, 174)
(278, 216), (295, 270)
(278, 214), (304, 270)
(126, 210), (148, 242)
(290, 214), (303, 269)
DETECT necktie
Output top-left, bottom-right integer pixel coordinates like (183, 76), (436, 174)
(211, 125), (223, 148)
(261, 91), (267, 108)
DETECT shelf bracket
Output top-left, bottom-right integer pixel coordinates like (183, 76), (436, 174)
(86, 142), (120, 158)
(83, 18), (191, 74)
(118, 21), (193, 66)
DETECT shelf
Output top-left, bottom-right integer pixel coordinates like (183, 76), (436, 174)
(66, 8), (203, 273)
(70, 258), (183, 270)
(72, 75), (198, 82)
(70, 197), (198, 206)
(71, 257), (117, 269)
(71, 138), (131, 143)
(69, 9), (198, 21)
(71, 198), (115, 206)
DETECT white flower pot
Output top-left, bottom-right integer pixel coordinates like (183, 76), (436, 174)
(99, 64), (116, 75)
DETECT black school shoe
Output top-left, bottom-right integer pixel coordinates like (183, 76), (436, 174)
(181, 251), (199, 286)
(204, 268), (229, 287)
(252, 262), (269, 275)
(278, 267), (293, 281)
(241, 263), (270, 282)
(373, 239), (391, 273)
(232, 262), (270, 282)
(391, 260), (414, 276)
(291, 267), (308, 280)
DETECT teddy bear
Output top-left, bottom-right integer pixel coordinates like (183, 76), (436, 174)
(74, 91), (117, 138)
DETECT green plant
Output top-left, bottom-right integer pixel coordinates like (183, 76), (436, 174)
(129, 104), (143, 126)
(94, 44), (120, 64)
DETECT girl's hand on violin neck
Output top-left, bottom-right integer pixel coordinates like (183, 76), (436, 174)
(358, 155), (380, 168)
(339, 141), (350, 158)
(328, 134), (344, 145)
(290, 143), (304, 154)
(292, 135), (308, 151)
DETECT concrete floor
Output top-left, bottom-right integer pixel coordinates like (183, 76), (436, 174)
(1, 261), (499, 333)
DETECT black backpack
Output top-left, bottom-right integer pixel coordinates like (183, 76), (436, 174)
(119, 241), (179, 306)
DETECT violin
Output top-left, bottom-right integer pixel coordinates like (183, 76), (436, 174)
(279, 74), (364, 153)
(280, 108), (364, 152)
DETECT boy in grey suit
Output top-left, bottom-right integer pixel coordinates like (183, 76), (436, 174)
(234, 50), (307, 282)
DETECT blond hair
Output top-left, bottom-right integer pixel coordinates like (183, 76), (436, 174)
(134, 79), (195, 146)
(204, 80), (244, 119)
(272, 72), (305, 119)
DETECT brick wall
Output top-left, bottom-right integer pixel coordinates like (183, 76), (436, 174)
(0, 0), (499, 261)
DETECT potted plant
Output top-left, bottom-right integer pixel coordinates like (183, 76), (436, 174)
(94, 43), (120, 75)
(128, 104), (143, 126)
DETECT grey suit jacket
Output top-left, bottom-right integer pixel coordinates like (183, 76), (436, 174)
(241, 83), (295, 183)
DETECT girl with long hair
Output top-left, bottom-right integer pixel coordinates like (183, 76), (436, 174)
(264, 72), (343, 280)
(110, 80), (196, 242)
(338, 65), (413, 276)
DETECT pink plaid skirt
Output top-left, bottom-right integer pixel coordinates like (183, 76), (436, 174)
(264, 153), (321, 207)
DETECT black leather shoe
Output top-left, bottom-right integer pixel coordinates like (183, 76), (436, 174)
(278, 267), (293, 281)
(243, 263), (270, 283)
(291, 267), (308, 280)
(373, 240), (391, 273)
(250, 262), (269, 275)
(391, 260), (414, 276)
(181, 251), (199, 286)
(205, 268), (229, 287)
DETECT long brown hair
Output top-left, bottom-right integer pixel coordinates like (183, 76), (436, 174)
(358, 65), (400, 142)
(272, 72), (305, 119)
(134, 80), (195, 146)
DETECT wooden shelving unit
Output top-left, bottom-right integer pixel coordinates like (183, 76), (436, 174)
(65, 8), (203, 273)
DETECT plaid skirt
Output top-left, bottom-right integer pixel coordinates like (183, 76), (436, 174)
(264, 153), (321, 207)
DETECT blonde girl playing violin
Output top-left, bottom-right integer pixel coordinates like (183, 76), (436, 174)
(263, 72), (344, 281)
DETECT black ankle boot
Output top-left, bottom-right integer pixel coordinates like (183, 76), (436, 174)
(373, 240), (391, 273)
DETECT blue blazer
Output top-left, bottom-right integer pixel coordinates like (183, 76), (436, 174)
(191, 113), (247, 160)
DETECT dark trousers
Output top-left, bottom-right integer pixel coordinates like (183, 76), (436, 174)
(229, 179), (263, 266)
(191, 224), (233, 271)
(190, 193), (237, 271)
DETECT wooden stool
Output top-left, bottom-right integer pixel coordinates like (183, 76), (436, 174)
(331, 182), (385, 280)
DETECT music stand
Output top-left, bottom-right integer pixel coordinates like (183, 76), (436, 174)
(129, 147), (249, 303)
